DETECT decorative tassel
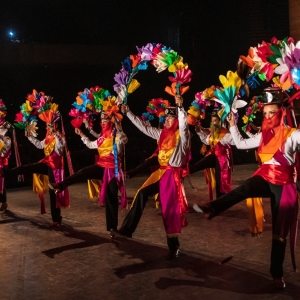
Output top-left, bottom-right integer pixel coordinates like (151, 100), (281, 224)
(12, 128), (24, 182)
(113, 128), (119, 177)
(60, 115), (74, 175)
(39, 193), (46, 214)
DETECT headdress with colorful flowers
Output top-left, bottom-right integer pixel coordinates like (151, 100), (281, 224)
(113, 43), (192, 105)
(238, 37), (300, 94)
(69, 86), (123, 129)
(241, 95), (264, 132)
(212, 70), (247, 121)
(188, 71), (247, 125)
(14, 89), (52, 136)
(142, 98), (171, 124)
(187, 86), (217, 125)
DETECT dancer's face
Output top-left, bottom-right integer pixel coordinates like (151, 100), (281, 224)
(164, 116), (176, 129)
(211, 116), (220, 126)
(100, 118), (111, 130)
(47, 123), (57, 133)
(263, 104), (279, 119)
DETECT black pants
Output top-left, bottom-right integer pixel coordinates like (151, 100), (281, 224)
(120, 179), (160, 236)
(209, 175), (286, 278)
(0, 167), (7, 203)
(9, 162), (61, 222)
(167, 236), (180, 251)
(58, 164), (119, 231)
(126, 156), (159, 178)
(0, 187), (6, 203)
(189, 154), (224, 198)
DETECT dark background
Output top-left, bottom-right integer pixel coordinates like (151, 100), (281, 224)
(0, 0), (290, 187)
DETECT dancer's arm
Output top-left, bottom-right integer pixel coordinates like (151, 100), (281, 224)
(220, 133), (235, 146)
(195, 124), (210, 145)
(176, 96), (190, 146)
(28, 136), (45, 149)
(121, 104), (161, 140)
(89, 129), (100, 138)
(75, 128), (98, 149)
(227, 112), (261, 149)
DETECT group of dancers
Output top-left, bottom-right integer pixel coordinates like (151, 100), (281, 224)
(1, 86), (299, 290)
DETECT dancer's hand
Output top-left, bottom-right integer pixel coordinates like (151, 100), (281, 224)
(226, 112), (235, 127)
(121, 104), (129, 114)
(115, 122), (122, 132)
(24, 130), (30, 137)
(75, 128), (83, 137)
(175, 95), (183, 107)
(195, 123), (201, 133)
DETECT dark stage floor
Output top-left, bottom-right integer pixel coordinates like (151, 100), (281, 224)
(1, 164), (300, 299)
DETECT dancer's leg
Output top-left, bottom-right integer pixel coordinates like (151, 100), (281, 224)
(59, 165), (104, 191)
(119, 180), (160, 236)
(209, 176), (272, 217)
(105, 178), (119, 231)
(189, 154), (215, 174)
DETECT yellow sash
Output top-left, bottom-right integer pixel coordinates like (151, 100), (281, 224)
(44, 139), (56, 157)
(208, 128), (228, 147)
(97, 136), (119, 157)
(87, 179), (102, 200)
(246, 197), (264, 236)
(33, 174), (49, 194)
(130, 168), (167, 208)
(204, 167), (216, 190)
(0, 140), (4, 151)
(158, 131), (180, 166)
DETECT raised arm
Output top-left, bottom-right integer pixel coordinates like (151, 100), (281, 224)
(195, 125), (210, 145)
(122, 104), (161, 140)
(175, 95), (190, 146)
(227, 112), (261, 149)
(75, 128), (98, 149)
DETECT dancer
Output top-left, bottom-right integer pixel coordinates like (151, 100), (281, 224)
(195, 87), (299, 289)
(50, 109), (128, 237)
(0, 100), (12, 211)
(189, 109), (234, 199)
(113, 95), (190, 259)
(7, 93), (70, 226)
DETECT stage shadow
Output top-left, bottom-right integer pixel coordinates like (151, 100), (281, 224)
(112, 237), (300, 295)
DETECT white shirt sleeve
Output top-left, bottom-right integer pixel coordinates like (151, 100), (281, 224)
(196, 130), (210, 145)
(126, 111), (161, 140)
(178, 107), (189, 145)
(28, 136), (45, 149)
(229, 125), (261, 149)
(220, 133), (236, 146)
(81, 136), (98, 149)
